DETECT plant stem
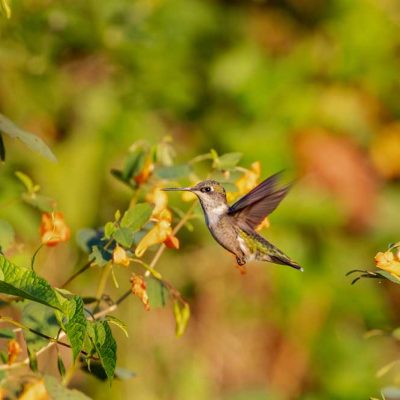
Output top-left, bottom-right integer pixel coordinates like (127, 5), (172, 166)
(30, 243), (45, 271)
(61, 261), (91, 288)
(95, 262), (113, 300)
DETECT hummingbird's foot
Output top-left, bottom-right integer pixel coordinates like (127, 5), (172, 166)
(235, 256), (247, 275)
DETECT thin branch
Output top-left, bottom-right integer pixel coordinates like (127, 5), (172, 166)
(60, 261), (92, 288)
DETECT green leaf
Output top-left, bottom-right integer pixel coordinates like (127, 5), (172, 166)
(106, 315), (128, 338)
(89, 246), (110, 267)
(44, 375), (92, 399)
(123, 150), (146, 181)
(64, 296), (87, 362)
(213, 152), (242, 170)
(22, 193), (55, 212)
(173, 301), (190, 337)
(0, 113), (56, 162)
(0, 0), (11, 18)
(0, 133), (5, 161)
(0, 219), (15, 251)
(87, 321), (117, 383)
(0, 328), (15, 339)
(0, 255), (66, 311)
(113, 227), (133, 248)
(377, 271), (400, 285)
(15, 171), (37, 194)
(120, 203), (153, 231)
(147, 278), (168, 308)
(104, 222), (116, 239)
(155, 165), (191, 179)
(57, 353), (66, 377)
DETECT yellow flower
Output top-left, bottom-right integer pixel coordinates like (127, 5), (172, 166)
(146, 187), (172, 222)
(130, 273), (150, 311)
(375, 250), (400, 278)
(227, 161), (261, 203)
(112, 245), (130, 267)
(135, 219), (172, 257)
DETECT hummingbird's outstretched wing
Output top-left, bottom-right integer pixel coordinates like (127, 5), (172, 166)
(228, 172), (290, 230)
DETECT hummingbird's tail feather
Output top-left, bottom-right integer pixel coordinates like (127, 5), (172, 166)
(269, 254), (303, 271)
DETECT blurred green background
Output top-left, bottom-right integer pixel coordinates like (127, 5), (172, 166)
(1, 0), (400, 398)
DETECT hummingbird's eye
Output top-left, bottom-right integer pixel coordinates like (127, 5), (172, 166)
(201, 186), (212, 193)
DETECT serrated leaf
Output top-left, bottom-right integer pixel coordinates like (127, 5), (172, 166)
(87, 321), (117, 383)
(173, 301), (190, 337)
(113, 227), (133, 248)
(0, 328), (15, 339)
(155, 165), (191, 179)
(214, 152), (242, 170)
(120, 203), (153, 231)
(0, 255), (66, 311)
(64, 296), (87, 362)
(0, 219), (14, 251)
(0, 113), (56, 162)
(44, 375), (92, 399)
(0, 133), (5, 161)
(147, 278), (168, 308)
(106, 315), (128, 338)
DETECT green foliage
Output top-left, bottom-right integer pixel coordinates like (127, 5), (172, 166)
(86, 321), (117, 383)
(63, 296), (87, 362)
(0, 255), (65, 311)
(44, 375), (92, 400)
(0, 114), (56, 162)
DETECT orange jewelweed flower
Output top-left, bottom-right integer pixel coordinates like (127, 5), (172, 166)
(375, 250), (400, 278)
(164, 234), (180, 249)
(135, 219), (172, 257)
(7, 339), (22, 365)
(130, 273), (150, 311)
(112, 245), (131, 267)
(40, 212), (71, 247)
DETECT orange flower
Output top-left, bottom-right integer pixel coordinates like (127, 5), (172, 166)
(134, 156), (154, 185)
(112, 245), (130, 267)
(135, 219), (172, 257)
(375, 250), (400, 278)
(7, 339), (21, 365)
(40, 212), (70, 247)
(130, 273), (150, 310)
(164, 235), (180, 249)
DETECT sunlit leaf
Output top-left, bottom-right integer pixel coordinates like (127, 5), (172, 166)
(155, 164), (191, 179)
(86, 320), (117, 383)
(120, 203), (153, 232)
(147, 278), (168, 308)
(113, 227), (133, 248)
(0, 113), (56, 162)
(0, 255), (66, 311)
(106, 315), (129, 338)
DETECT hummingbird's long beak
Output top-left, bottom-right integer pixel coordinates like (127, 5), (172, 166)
(162, 187), (193, 192)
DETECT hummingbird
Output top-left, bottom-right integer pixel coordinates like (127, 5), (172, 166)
(163, 172), (302, 272)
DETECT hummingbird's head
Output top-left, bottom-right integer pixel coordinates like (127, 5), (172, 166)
(163, 180), (227, 212)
